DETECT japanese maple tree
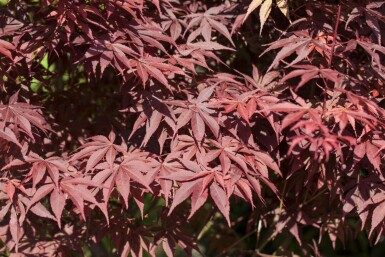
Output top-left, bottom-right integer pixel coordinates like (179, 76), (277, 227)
(1, 0), (385, 256)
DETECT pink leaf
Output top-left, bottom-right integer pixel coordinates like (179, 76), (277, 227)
(116, 169), (131, 208)
(210, 182), (230, 226)
(50, 189), (66, 228)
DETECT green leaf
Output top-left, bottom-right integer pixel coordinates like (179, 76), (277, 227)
(40, 53), (49, 70)
(30, 78), (41, 92)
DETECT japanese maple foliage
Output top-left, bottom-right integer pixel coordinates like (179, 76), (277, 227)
(1, 0), (385, 256)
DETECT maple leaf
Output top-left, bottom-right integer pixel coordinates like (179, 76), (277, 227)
(151, 211), (199, 257)
(309, 31), (335, 57)
(137, 22), (178, 51)
(146, 152), (185, 206)
(243, 65), (280, 92)
(224, 167), (255, 206)
(266, 91), (321, 131)
(2, 153), (68, 188)
(356, 39), (385, 68)
(0, 18), (23, 36)
(220, 90), (258, 124)
(76, 34), (138, 76)
(325, 101), (379, 135)
(162, 160), (231, 225)
(261, 30), (330, 71)
(21, 194), (56, 222)
(95, 209), (154, 257)
(131, 55), (185, 90)
(288, 121), (355, 162)
(176, 41), (234, 72)
(0, 180), (55, 251)
(161, 8), (186, 41)
(184, 5), (235, 45)
(275, 210), (315, 246)
(3, 0), (385, 255)
(354, 139), (382, 171)
(0, 91), (49, 140)
(70, 131), (125, 171)
(9, 206), (21, 252)
(170, 134), (206, 161)
(168, 86), (220, 142)
(60, 175), (108, 222)
(204, 137), (249, 174)
(127, 93), (176, 147)
(50, 188), (66, 228)
(91, 146), (155, 215)
(281, 65), (341, 90)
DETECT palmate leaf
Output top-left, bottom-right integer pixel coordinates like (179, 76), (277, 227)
(146, 153), (185, 205)
(133, 56), (186, 90)
(161, 149), (279, 225)
(277, 0), (289, 17)
(21, 173), (107, 227)
(205, 137), (250, 174)
(70, 131), (125, 171)
(265, 94), (320, 131)
(258, 0), (272, 34)
(185, 5), (234, 44)
(0, 91), (49, 139)
(169, 86), (220, 142)
(220, 90), (259, 124)
(91, 148), (155, 213)
(78, 37), (137, 76)
(2, 153), (68, 188)
(60, 175), (109, 222)
(281, 65), (341, 90)
(165, 172), (232, 226)
(50, 188), (66, 228)
(127, 94), (176, 148)
(242, 65), (280, 92)
(260, 30), (337, 71)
